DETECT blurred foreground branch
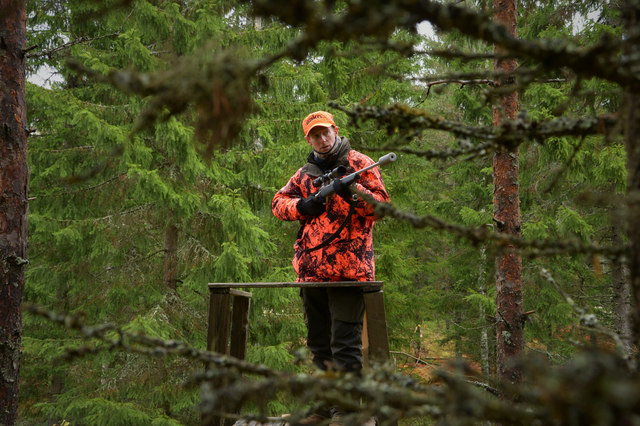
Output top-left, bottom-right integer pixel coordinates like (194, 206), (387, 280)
(24, 304), (640, 426)
(352, 189), (629, 259)
(333, 103), (620, 151)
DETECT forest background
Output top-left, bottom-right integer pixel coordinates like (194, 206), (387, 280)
(0, 0), (637, 424)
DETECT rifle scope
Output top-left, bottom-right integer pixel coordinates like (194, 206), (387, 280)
(312, 165), (347, 187)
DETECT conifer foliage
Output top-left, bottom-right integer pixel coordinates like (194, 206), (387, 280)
(2, 0), (640, 425)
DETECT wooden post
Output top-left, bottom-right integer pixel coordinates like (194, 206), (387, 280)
(207, 289), (231, 353)
(229, 290), (252, 361)
(363, 290), (391, 362)
(226, 291), (252, 426)
(362, 312), (370, 368)
(363, 290), (396, 426)
(203, 289), (232, 426)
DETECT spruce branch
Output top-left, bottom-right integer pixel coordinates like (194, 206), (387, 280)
(29, 145), (95, 154)
(26, 6), (136, 59)
(543, 136), (587, 194)
(73, 0), (135, 23)
(98, 249), (165, 278)
(65, 144), (125, 184)
(539, 268), (632, 361)
(552, 76), (583, 116)
(65, 46), (265, 159)
(32, 202), (155, 224)
(31, 171), (126, 199)
(25, 304), (279, 377)
(326, 38), (416, 58)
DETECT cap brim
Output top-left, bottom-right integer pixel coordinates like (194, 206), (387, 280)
(305, 122), (333, 136)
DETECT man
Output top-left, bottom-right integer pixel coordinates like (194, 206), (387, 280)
(272, 111), (389, 424)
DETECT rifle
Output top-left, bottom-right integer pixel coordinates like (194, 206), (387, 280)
(314, 152), (397, 199)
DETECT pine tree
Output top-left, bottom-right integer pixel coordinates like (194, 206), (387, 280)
(0, 2), (28, 426)
(492, 0), (523, 388)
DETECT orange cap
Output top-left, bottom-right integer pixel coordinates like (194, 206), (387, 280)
(302, 111), (338, 136)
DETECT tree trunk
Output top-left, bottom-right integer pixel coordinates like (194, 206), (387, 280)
(47, 358), (64, 426)
(626, 98), (640, 351)
(546, 324), (554, 364)
(48, 286), (68, 426)
(493, 0), (523, 388)
(623, 1), (640, 353)
(611, 204), (631, 350)
(478, 247), (491, 379)
(163, 220), (179, 292)
(0, 1), (28, 425)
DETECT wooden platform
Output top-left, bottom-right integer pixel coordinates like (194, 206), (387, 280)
(204, 282), (392, 426)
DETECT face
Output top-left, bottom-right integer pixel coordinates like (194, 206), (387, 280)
(305, 125), (338, 153)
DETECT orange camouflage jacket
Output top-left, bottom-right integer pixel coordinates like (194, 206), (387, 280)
(272, 138), (390, 283)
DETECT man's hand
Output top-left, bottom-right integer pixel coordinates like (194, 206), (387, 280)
(332, 175), (360, 201)
(297, 196), (326, 217)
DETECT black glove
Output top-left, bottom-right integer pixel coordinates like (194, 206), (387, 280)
(297, 195), (326, 217)
(332, 175), (360, 201)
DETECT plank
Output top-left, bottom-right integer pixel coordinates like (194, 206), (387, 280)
(362, 291), (390, 362)
(209, 281), (383, 290)
(207, 292), (231, 354)
(362, 311), (370, 368)
(203, 291), (232, 426)
(230, 295), (251, 361)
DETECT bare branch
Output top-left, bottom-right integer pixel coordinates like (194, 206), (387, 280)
(25, 304), (547, 425)
(332, 103), (621, 151)
(351, 188), (629, 258)
(356, 141), (498, 161)
(251, 0), (640, 90)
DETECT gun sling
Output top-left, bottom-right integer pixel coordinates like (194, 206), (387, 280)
(301, 200), (355, 254)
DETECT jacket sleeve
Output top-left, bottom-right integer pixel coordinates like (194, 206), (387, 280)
(272, 170), (307, 221)
(352, 163), (389, 218)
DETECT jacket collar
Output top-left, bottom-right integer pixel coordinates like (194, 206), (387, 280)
(302, 137), (351, 177)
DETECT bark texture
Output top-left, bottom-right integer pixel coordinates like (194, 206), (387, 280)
(47, 359), (64, 426)
(492, 0), (523, 387)
(611, 210), (631, 350)
(478, 247), (490, 379)
(163, 221), (179, 291)
(627, 98), (640, 351)
(0, 1), (28, 425)
(623, 1), (640, 354)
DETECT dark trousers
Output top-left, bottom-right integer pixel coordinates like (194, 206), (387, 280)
(300, 286), (365, 373)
